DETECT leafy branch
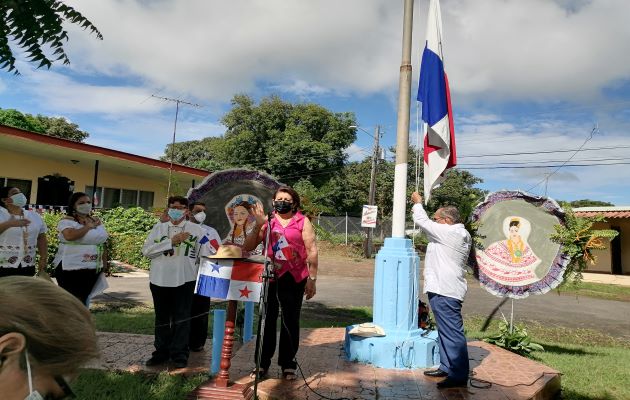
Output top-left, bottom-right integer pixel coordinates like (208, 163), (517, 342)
(550, 204), (619, 284)
(0, 0), (102, 74)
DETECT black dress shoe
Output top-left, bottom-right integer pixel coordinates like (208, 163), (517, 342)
(437, 378), (467, 389)
(424, 369), (448, 377)
(172, 360), (188, 369)
(145, 356), (168, 367)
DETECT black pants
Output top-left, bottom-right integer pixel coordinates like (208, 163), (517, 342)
(150, 281), (195, 362)
(55, 264), (99, 305)
(0, 265), (35, 278)
(257, 273), (307, 370)
(189, 293), (211, 350)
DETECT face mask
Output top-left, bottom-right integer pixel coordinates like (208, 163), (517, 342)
(10, 193), (27, 208)
(75, 203), (92, 215)
(273, 200), (293, 214)
(168, 208), (185, 221)
(193, 211), (206, 223)
(24, 349), (44, 400)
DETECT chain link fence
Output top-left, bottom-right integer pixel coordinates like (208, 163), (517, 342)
(313, 214), (393, 243)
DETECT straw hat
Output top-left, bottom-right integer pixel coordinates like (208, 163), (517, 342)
(207, 245), (244, 259)
(348, 323), (386, 337)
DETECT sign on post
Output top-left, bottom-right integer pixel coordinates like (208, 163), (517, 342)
(361, 205), (378, 228)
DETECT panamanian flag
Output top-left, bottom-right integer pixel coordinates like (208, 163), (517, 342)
(272, 233), (293, 261)
(195, 259), (264, 302)
(417, 0), (457, 204)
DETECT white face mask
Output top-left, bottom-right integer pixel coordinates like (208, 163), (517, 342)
(24, 349), (45, 400)
(10, 193), (28, 208)
(75, 203), (92, 215)
(193, 211), (206, 223)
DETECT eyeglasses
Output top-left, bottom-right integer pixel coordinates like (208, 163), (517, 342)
(45, 376), (75, 400)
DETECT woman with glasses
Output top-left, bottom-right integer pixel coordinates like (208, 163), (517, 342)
(0, 276), (99, 399)
(0, 186), (48, 278)
(244, 186), (318, 381)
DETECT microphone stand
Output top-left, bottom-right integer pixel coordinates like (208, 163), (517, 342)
(253, 212), (275, 399)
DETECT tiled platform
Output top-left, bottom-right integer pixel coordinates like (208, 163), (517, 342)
(90, 329), (560, 400)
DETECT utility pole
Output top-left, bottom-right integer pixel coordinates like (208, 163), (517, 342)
(151, 95), (202, 201)
(365, 125), (381, 258)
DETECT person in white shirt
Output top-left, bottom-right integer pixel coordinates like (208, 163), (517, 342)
(187, 201), (222, 352)
(0, 187), (48, 278)
(53, 192), (108, 305)
(411, 191), (471, 389)
(142, 196), (210, 369)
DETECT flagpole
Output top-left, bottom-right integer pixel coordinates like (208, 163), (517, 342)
(345, 0), (439, 370)
(391, 0), (415, 238)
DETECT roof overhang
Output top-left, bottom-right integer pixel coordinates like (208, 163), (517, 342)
(0, 124), (210, 181)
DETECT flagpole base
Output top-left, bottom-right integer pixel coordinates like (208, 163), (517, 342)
(344, 328), (439, 369)
(344, 237), (439, 369)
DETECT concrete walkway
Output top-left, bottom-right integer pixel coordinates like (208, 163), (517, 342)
(91, 329), (560, 400)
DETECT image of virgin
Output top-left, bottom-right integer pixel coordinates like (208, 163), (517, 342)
(222, 195), (263, 254)
(476, 216), (542, 286)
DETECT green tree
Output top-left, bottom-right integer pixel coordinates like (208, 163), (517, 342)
(0, 108), (89, 142)
(569, 199), (615, 208)
(219, 95), (356, 186)
(0, 108), (44, 131)
(162, 137), (226, 171)
(0, 0), (102, 74)
(163, 95), (357, 185)
(34, 114), (89, 141)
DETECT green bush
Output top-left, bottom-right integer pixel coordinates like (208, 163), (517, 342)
(40, 211), (64, 274)
(100, 207), (157, 270)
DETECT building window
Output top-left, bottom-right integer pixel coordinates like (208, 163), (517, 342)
(139, 191), (154, 210)
(86, 186), (154, 210)
(1, 177), (33, 204)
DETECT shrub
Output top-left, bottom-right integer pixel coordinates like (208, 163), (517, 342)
(40, 211), (65, 274)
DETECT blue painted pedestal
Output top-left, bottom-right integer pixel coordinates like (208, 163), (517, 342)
(344, 237), (440, 369)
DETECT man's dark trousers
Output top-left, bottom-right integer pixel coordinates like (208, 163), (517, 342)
(150, 281), (195, 363)
(428, 292), (469, 381)
(189, 293), (211, 349)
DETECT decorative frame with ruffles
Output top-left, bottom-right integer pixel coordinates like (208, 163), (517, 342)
(471, 190), (570, 299)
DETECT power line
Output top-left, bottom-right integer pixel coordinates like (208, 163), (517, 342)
(526, 125), (599, 194)
(459, 156), (630, 167)
(463, 161), (630, 170)
(458, 143), (630, 159)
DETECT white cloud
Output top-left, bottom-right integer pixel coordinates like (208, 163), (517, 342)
(345, 143), (369, 162)
(455, 113), (630, 202)
(55, 0), (630, 106)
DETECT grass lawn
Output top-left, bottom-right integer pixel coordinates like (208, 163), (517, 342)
(86, 303), (629, 400)
(553, 281), (630, 302)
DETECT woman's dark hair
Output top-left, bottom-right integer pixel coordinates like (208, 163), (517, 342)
(67, 192), (89, 217)
(0, 186), (15, 208)
(229, 201), (252, 243)
(273, 186), (300, 213)
(509, 219), (520, 228)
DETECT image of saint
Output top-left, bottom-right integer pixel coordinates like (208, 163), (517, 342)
(222, 194), (262, 254)
(476, 216), (542, 286)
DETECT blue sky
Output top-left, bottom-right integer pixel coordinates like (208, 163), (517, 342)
(1, 0), (630, 205)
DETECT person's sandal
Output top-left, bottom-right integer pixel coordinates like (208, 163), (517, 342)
(282, 369), (297, 381)
(250, 368), (268, 380)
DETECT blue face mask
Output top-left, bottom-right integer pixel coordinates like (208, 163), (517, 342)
(168, 208), (185, 221)
(10, 193), (27, 208)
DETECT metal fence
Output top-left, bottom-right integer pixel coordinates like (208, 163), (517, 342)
(313, 214), (393, 242)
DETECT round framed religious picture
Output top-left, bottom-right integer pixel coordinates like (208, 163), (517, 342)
(471, 190), (570, 299)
